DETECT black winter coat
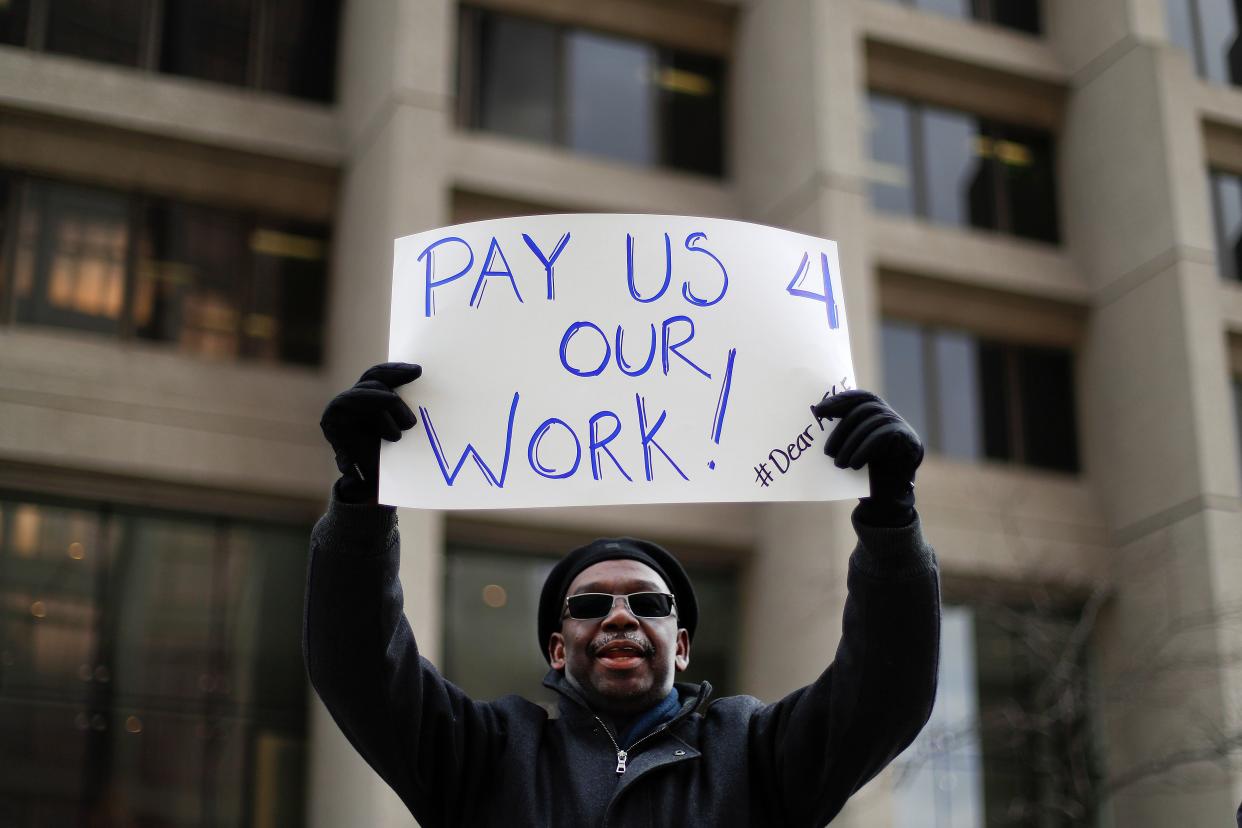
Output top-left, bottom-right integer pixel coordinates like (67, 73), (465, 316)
(303, 499), (941, 827)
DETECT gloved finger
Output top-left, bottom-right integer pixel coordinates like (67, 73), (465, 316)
(824, 401), (890, 457)
(386, 393), (417, 430)
(359, 362), (422, 389)
(833, 412), (899, 468)
(329, 387), (404, 416)
(847, 422), (917, 470)
(375, 410), (403, 442)
(812, 389), (881, 421)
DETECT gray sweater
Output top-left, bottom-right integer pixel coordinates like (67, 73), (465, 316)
(303, 500), (941, 827)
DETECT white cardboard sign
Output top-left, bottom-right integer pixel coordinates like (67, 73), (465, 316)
(380, 214), (867, 510)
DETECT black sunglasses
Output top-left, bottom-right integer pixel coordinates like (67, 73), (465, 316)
(563, 592), (676, 620)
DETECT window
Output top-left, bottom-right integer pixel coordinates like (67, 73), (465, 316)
(458, 7), (726, 178)
(876, 0), (1042, 34)
(1209, 168), (1242, 282)
(1167, 0), (1241, 86)
(444, 541), (739, 703)
(10, 0), (339, 102)
(1234, 376), (1242, 475)
(0, 495), (310, 827)
(2, 171), (330, 366)
(893, 600), (1098, 827)
(882, 320), (1079, 472)
(867, 94), (1060, 244)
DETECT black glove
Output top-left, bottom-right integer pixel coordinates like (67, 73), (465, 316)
(811, 389), (924, 527)
(320, 363), (422, 504)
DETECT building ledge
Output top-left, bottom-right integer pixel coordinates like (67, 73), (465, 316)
(450, 130), (739, 217)
(0, 46), (343, 166)
(856, 0), (1068, 86)
(868, 213), (1088, 303)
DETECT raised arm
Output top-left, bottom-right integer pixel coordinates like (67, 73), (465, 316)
(748, 390), (941, 827)
(305, 364), (500, 825)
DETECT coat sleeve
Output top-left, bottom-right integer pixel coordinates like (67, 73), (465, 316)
(303, 498), (502, 826)
(747, 509), (941, 827)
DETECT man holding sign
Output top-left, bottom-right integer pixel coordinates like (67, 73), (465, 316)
(305, 362), (939, 826)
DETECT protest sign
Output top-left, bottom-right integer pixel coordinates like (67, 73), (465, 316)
(379, 214), (867, 510)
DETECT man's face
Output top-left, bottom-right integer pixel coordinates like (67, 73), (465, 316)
(547, 559), (690, 715)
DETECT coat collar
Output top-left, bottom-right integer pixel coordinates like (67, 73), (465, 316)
(541, 669), (712, 727)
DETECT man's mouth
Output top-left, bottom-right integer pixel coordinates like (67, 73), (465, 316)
(592, 639), (649, 671)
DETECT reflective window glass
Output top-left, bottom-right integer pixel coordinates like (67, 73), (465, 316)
(921, 107), (994, 231)
(978, 341), (1013, 462)
(1197, 0), (1242, 85)
(160, 0), (255, 88)
(134, 201), (246, 359)
(1234, 377), (1242, 475)
(1211, 169), (1242, 281)
(934, 330), (983, 459)
(868, 95), (917, 217)
(0, 496), (309, 827)
(566, 31), (657, 166)
(915, 0), (971, 20)
(12, 179), (128, 335)
(882, 321), (930, 444)
(46, 0), (146, 67)
(894, 606), (984, 827)
(476, 13), (559, 144)
(658, 51), (725, 177)
(0, 0), (29, 46)
(1167, 0), (1198, 57)
(262, 0), (340, 102)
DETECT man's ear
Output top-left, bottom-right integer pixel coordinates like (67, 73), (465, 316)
(674, 628), (690, 672)
(548, 631), (567, 670)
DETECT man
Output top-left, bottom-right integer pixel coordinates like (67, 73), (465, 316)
(306, 363), (940, 827)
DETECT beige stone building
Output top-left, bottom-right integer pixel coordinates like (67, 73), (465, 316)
(1, 0), (1241, 826)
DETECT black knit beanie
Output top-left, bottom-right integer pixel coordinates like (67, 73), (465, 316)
(537, 537), (698, 664)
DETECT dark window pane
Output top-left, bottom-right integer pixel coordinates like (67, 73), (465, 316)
(882, 321), (930, 446)
(262, 0), (340, 102)
(1211, 170), (1242, 281)
(868, 95), (917, 217)
(161, 0), (254, 88)
(990, 0), (1041, 33)
(1018, 347), (1078, 471)
(45, 0), (145, 67)
(921, 107), (995, 231)
(658, 50), (725, 177)
(12, 179), (128, 335)
(1197, 0), (1242, 85)
(244, 222), (328, 365)
(978, 341), (1013, 461)
(134, 202), (246, 358)
(0, 0), (30, 46)
(566, 30), (657, 166)
(475, 13), (558, 144)
(934, 330), (983, 459)
(997, 124), (1059, 243)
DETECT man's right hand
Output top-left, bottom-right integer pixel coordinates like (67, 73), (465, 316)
(320, 363), (422, 504)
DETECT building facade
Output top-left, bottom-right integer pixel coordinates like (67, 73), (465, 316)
(1, 0), (1241, 826)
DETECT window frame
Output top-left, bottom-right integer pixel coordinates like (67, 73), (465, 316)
(11, 0), (338, 103)
(456, 4), (729, 178)
(0, 169), (332, 367)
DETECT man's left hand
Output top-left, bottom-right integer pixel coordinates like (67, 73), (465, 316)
(812, 390), (924, 521)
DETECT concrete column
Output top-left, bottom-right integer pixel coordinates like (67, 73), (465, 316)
(1050, 0), (1242, 823)
(734, 0), (888, 824)
(308, 2), (452, 826)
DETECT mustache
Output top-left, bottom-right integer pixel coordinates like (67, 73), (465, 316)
(588, 632), (656, 659)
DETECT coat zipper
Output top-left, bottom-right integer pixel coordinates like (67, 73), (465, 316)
(593, 715), (675, 775)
